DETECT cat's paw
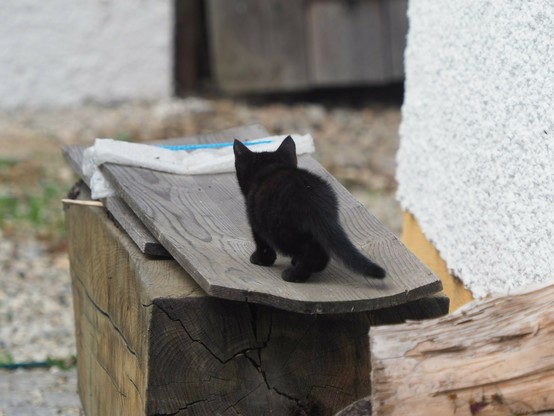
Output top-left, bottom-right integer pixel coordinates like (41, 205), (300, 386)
(281, 267), (310, 283)
(250, 249), (276, 266)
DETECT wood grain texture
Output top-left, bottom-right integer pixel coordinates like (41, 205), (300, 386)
(100, 138), (442, 314)
(370, 283), (554, 416)
(65, 191), (203, 416)
(149, 298), (372, 415)
(63, 145), (170, 257)
(308, 0), (387, 85)
(206, 0), (309, 93)
(62, 124), (271, 258)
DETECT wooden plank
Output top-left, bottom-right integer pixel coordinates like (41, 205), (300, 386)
(63, 145), (170, 257)
(66, 188), (153, 415)
(100, 142), (442, 314)
(206, 0), (309, 93)
(370, 283), (554, 415)
(62, 124), (271, 258)
(66, 200), (448, 415)
(65, 192), (204, 416)
(382, 0), (408, 79)
(402, 211), (473, 311)
(308, 0), (387, 85)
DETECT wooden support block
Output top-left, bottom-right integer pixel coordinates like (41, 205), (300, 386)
(65, 196), (447, 415)
(402, 211), (473, 312)
(370, 282), (554, 415)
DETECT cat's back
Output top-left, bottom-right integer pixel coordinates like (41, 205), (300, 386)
(251, 164), (337, 211)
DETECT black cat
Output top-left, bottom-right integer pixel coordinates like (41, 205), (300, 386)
(233, 136), (386, 283)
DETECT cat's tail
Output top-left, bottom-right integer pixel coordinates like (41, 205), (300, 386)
(310, 218), (386, 279)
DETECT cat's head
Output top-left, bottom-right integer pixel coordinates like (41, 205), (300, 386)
(233, 136), (297, 194)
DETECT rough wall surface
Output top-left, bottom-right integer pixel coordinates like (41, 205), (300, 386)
(396, 1), (554, 297)
(0, 0), (172, 109)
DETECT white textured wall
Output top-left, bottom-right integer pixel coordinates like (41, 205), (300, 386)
(397, 1), (554, 297)
(0, 0), (172, 109)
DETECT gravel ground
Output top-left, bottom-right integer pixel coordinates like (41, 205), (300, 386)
(0, 368), (82, 416)
(0, 91), (402, 413)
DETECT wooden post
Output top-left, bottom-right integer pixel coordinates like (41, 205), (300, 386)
(402, 211), (473, 311)
(370, 282), (554, 415)
(65, 191), (447, 415)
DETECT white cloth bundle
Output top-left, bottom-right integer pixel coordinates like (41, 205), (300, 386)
(83, 134), (315, 199)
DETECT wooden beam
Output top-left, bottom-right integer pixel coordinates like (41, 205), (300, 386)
(370, 282), (554, 415)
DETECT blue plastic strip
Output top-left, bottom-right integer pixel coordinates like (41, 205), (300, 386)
(159, 139), (273, 151)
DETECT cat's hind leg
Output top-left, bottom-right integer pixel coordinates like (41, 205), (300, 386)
(282, 243), (325, 282)
(312, 244), (330, 272)
(250, 232), (276, 266)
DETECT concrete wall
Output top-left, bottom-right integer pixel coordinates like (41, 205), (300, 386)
(0, 0), (172, 109)
(396, 1), (554, 297)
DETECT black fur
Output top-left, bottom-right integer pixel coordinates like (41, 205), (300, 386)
(233, 136), (386, 282)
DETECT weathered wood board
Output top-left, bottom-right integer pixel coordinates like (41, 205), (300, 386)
(63, 145), (170, 257)
(63, 124), (270, 257)
(204, 0), (407, 93)
(65, 198), (448, 416)
(308, 0), (386, 85)
(206, 0), (310, 93)
(99, 137), (442, 314)
(370, 283), (554, 415)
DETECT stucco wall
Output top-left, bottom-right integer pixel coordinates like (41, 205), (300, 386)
(0, 0), (172, 109)
(396, 1), (554, 297)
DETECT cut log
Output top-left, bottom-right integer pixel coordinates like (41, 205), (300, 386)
(65, 187), (447, 416)
(370, 282), (554, 415)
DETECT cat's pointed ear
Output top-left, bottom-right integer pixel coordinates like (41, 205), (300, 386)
(277, 136), (297, 166)
(233, 139), (251, 158)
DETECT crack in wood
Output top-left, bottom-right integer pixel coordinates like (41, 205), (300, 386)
(154, 301), (266, 365)
(220, 383), (265, 415)
(89, 344), (128, 399)
(151, 398), (207, 416)
(73, 271), (138, 357)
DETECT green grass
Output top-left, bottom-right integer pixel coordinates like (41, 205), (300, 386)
(0, 354), (77, 370)
(0, 351), (15, 367)
(0, 158), (72, 243)
(0, 182), (67, 234)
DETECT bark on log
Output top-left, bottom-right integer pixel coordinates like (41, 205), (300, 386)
(370, 282), (554, 415)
